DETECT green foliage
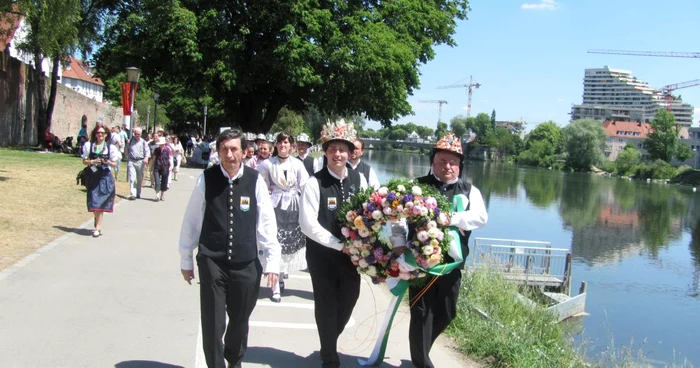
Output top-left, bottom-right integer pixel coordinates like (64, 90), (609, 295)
(95, 0), (471, 133)
(435, 122), (448, 139)
(389, 128), (408, 140)
(270, 108), (306, 137)
(633, 160), (677, 180)
(472, 112), (493, 144)
(563, 118), (606, 171)
(447, 267), (588, 367)
(644, 110), (689, 163)
(615, 146), (642, 176)
(449, 115), (468, 138)
(525, 121), (564, 154)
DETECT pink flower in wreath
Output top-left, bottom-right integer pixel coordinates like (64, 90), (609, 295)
(424, 197), (438, 210)
(349, 231), (357, 240)
(383, 206), (393, 215)
(412, 206), (422, 215)
(341, 227), (351, 238)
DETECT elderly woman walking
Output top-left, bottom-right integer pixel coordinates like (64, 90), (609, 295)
(81, 122), (121, 237)
(256, 131), (309, 302)
(152, 136), (172, 201)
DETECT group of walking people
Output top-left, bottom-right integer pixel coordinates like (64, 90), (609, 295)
(80, 122), (185, 237)
(178, 120), (488, 368)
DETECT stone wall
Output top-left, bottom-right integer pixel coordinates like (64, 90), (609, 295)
(0, 52), (124, 147)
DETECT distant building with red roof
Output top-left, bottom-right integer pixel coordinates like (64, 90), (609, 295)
(61, 56), (104, 102)
(601, 120), (651, 160)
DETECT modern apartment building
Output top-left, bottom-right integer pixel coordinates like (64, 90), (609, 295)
(571, 66), (694, 126)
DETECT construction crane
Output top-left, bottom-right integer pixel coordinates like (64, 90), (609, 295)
(587, 49), (700, 59)
(437, 76), (481, 118)
(419, 100), (448, 124)
(662, 79), (700, 111)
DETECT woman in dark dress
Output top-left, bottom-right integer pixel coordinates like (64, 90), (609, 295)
(81, 122), (120, 237)
(151, 137), (172, 201)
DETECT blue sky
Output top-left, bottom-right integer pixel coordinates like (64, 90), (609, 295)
(367, 0), (700, 132)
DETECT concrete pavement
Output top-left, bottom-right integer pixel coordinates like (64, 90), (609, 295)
(0, 166), (478, 368)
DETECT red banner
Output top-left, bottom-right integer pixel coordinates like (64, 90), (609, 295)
(121, 82), (131, 116)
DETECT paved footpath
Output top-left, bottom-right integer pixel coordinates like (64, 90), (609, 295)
(0, 167), (479, 368)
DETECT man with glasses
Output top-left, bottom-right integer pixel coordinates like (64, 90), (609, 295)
(125, 127), (150, 200)
(403, 133), (488, 368)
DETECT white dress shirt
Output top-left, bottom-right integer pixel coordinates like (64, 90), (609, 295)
(179, 165), (281, 274)
(349, 159), (380, 190)
(299, 168), (368, 251)
(436, 175), (488, 231)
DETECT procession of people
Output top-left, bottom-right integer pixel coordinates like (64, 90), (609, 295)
(176, 119), (488, 368)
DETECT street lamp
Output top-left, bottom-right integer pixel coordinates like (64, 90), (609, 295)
(203, 105), (208, 138)
(153, 92), (159, 133)
(122, 67), (141, 139)
(146, 105), (151, 134)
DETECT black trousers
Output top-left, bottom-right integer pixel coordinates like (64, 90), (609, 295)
(197, 255), (262, 368)
(408, 268), (462, 368)
(306, 242), (361, 368)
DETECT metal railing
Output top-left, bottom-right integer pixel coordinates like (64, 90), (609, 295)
(470, 238), (572, 292)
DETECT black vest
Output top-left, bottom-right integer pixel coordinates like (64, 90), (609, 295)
(416, 174), (472, 260)
(351, 160), (372, 184)
(307, 168), (362, 243)
(199, 165), (259, 263)
(296, 155), (315, 176)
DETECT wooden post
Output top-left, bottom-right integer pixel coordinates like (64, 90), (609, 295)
(563, 252), (572, 295)
(579, 281), (587, 295)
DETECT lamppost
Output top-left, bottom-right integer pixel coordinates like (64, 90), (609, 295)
(203, 105), (208, 138)
(153, 92), (159, 133)
(146, 105), (151, 134)
(122, 67), (141, 139)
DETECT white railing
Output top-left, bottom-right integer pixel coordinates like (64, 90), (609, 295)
(470, 237), (572, 291)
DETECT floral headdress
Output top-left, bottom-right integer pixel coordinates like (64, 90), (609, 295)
(320, 119), (357, 151)
(433, 133), (463, 158)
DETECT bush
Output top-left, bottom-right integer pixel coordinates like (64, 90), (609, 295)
(599, 161), (617, 174)
(633, 160), (676, 180)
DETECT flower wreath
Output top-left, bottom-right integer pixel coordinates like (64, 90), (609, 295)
(338, 179), (453, 287)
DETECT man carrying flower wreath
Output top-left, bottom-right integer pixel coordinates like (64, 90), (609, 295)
(394, 133), (488, 368)
(299, 119), (369, 368)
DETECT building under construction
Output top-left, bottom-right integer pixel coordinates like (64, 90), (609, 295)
(570, 66), (694, 126)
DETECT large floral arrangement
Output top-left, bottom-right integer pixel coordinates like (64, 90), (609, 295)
(338, 179), (452, 285)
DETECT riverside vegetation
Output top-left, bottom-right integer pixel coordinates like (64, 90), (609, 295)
(447, 267), (694, 368)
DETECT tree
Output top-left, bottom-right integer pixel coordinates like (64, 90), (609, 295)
(10, 0), (81, 144)
(490, 109), (496, 130)
(270, 108), (305, 137)
(562, 118), (606, 171)
(615, 144), (642, 176)
(525, 121), (564, 154)
(472, 112), (492, 144)
(435, 122), (448, 139)
(449, 115), (468, 138)
(645, 110), (688, 162)
(94, 0), (470, 133)
(389, 128), (408, 141)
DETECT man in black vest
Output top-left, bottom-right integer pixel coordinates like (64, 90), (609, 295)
(300, 120), (368, 368)
(348, 138), (380, 189)
(179, 129), (281, 368)
(295, 132), (315, 176)
(403, 133), (488, 368)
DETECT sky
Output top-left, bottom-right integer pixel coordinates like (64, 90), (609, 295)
(366, 0), (700, 133)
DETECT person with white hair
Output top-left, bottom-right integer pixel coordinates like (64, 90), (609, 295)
(125, 127), (150, 200)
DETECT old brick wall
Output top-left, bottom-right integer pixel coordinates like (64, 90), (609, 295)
(0, 52), (124, 147)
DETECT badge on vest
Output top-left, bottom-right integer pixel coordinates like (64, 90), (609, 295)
(327, 197), (337, 211)
(240, 196), (251, 212)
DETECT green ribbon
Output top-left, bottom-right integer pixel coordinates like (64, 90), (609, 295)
(359, 195), (466, 366)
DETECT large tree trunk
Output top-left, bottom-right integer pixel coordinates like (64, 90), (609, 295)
(236, 93), (285, 133)
(45, 55), (60, 136)
(33, 55), (48, 147)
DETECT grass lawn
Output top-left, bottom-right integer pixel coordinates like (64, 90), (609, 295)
(0, 148), (129, 270)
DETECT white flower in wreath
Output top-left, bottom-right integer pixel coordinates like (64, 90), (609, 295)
(397, 184), (406, 192)
(371, 223), (382, 232)
(427, 221), (437, 229)
(371, 210), (383, 220)
(378, 187), (388, 196)
(366, 266), (378, 277)
(382, 206), (393, 215)
(360, 249), (371, 257)
(345, 212), (355, 222)
(420, 207), (429, 216)
(358, 228), (371, 238)
(427, 227), (441, 239)
(381, 198), (390, 207)
(412, 186), (422, 196)
(358, 258), (369, 268)
(349, 247), (360, 255)
(351, 255), (360, 263)
(352, 240), (363, 248)
(416, 231), (429, 242)
(422, 246), (433, 256)
(437, 212), (449, 226)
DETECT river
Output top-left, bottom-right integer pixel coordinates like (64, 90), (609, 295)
(363, 150), (700, 367)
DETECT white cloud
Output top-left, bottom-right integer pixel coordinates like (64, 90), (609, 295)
(521, 0), (561, 11)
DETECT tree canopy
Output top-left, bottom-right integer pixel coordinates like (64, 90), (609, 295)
(645, 110), (692, 163)
(94, 0), (470, 133)
(562, 118), (606, 171)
